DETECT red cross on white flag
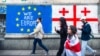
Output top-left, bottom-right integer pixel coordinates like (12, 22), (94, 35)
(52, 5), (98, 34)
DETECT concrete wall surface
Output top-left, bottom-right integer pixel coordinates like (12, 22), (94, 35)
(0, 35), (100, 50)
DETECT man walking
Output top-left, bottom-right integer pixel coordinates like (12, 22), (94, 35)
(29, 18), (49, 55)
(78, 16), (96, 56)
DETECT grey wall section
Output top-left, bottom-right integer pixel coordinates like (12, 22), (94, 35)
(98, 4), (100, 33)
(0, 38), (100, 50)
(0, 38), (60, 50)
(98, 4), (100, 21)
(0, 4), (100, 50)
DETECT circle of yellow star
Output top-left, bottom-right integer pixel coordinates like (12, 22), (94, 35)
(20, 28), (24, 31)
(16, 6), (42, 32)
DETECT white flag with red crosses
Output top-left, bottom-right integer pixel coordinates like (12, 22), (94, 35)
(52, 5), (98, 34)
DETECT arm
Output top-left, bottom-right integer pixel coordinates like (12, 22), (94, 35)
(55, 30), (60, 34)
(29, 24), (41, 35)
(82, 24), (91, 34)
(56, 27), (67, 36)
(55, 27), (60, 34)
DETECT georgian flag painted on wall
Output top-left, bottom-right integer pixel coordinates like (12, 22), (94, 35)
(6, 5), (98, 33)
(52, 5), (98, 34)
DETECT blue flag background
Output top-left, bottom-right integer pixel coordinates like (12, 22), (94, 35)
(6, 5), (52, 33)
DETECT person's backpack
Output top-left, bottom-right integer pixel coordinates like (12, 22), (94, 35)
(90, 33), (94, 38)
(85, 23), (94, 38)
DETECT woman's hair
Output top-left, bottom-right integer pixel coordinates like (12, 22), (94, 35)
(70, 25), (77, 34)
(60, 17), (67, 28)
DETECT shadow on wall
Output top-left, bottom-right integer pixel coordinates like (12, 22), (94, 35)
(0, 41), (4, 50)
(98, 22), (100, 33)
(0, 14), (6, 35)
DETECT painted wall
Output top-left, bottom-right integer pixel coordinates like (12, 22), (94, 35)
(6, 5), (98, 34)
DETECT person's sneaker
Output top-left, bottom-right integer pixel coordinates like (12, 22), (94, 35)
(45, 51), (49, 55)
(93, 50), (97, 56)
(31, 52), (35, 54)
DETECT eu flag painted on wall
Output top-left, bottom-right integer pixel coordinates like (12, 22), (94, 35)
(6, 5), (52, 33)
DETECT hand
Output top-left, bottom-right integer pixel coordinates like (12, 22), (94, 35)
(64, 42), (66, 48)
(77, 27), (82, 30)
(55, 27), (57, 31)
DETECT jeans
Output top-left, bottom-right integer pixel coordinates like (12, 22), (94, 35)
(32, 38), (48, 53)
(61, 48), (66, 56)
(81, 40), (94, 56)
(56, 38), (66, 56)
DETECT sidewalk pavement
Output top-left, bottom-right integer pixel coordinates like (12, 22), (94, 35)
(0, 50), (100, 56)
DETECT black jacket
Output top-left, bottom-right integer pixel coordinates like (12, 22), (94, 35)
(56, 27), (68, 39)
(81, 22), (91, 41)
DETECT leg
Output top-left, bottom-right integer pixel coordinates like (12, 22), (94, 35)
(81, 40), (88, 56)
(37, 39), (48, 52)
(61, 48), (66, 56)
(65, 49), (75, 56)
(56, 39), (65, 56)
(86, 45), (94, 53)
(32, 38), (38, 53)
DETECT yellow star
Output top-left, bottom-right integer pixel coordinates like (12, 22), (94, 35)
(17, 12), (21, 15)
(20, 28), (24, 31)
(38, 12), (41, 15)
(27, 29), (30, 32)
(16, 24), (20, 27)
(16, 18), (19, 21)
(22, 7), (25, 11)
(33, 8), (37, 11)
(28, 6), (31, 10)
(34, 28), (36, 32)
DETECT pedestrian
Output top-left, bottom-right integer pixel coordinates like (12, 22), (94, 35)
(55, 17), (68, 56)
(64, 25), (81, 56)
(78, 16), (96, 56)
(29, 18), (49, 55)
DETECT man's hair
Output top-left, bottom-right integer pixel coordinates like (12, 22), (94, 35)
(80, 16), (86, 20)
(38, 17), (42, 22)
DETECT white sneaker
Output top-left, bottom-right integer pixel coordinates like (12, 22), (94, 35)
(93, 50), (97, 56)
(44, 51), (49, 56)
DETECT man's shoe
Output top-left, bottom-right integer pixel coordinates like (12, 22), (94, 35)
(45, 51), (49, 55)
(31, 52), (35, 54)
(93, 50), (97, 56)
